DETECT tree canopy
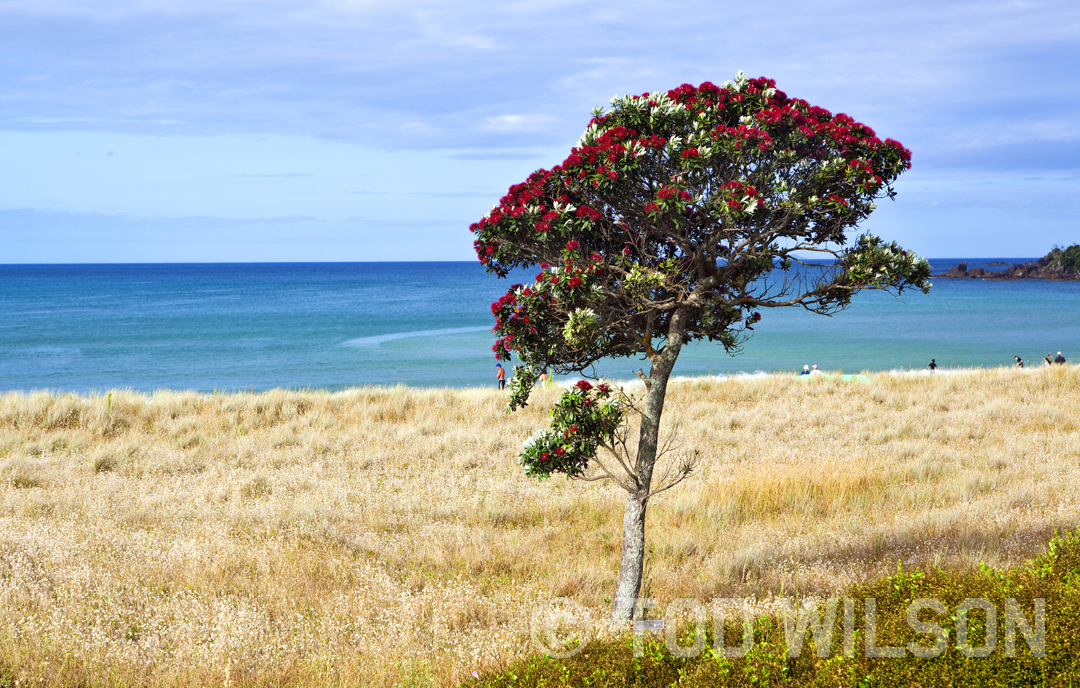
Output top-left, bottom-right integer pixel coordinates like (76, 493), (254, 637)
(475, 75), (928, 372)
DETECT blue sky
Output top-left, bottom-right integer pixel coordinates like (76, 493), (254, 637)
(1, 0), (1078, 262)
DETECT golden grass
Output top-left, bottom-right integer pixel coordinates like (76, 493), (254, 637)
(0, 366), (1078, 686)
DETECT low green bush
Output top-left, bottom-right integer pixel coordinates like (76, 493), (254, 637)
(1055, 244), (1080, 273)
(471, 530), (1080, 687)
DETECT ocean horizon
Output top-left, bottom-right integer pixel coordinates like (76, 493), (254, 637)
(2, 259), (1078, 394)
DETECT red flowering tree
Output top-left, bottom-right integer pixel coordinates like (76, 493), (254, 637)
(471, 73), (931, 623)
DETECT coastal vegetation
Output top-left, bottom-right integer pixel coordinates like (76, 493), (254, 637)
(479, 530), (1080, 687)
(0, 366), (1078, 686)
(473, 73), (930, 621)
(1049, 244), (1080, 273)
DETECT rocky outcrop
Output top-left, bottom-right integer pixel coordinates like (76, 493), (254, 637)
(936, 245), (1080, 281)
(937, 260), (972, 276)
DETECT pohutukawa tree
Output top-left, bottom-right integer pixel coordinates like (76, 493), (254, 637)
(470, 73), (932, 623)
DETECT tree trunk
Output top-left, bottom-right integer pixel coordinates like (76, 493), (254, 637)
(611, 490), (647, 622)
(610, 310), (688, 623)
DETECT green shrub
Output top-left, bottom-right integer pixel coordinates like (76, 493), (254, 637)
(472, 530), (1080, 687)
(1057, 244), (1080, 273)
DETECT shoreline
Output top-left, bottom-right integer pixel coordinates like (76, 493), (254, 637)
(2, 362), (1074, 399)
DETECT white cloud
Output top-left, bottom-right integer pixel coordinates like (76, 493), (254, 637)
(0, 0), (1078, 259)
(399, 121), (437, 135)
(482, 114), (558, 132)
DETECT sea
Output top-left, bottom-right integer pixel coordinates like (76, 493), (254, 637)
(1, 260), (1078, 394)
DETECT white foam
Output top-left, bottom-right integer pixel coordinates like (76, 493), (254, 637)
(557, 371), (782, 389)
(341, 326), (489, 346)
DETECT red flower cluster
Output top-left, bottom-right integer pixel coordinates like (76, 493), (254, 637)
(559, 125), (642, 183)
(564, 152), (585, 167)
(722, 181), (755, 196)
(471, 168), (563, 259)
(566, 240), (579, 251)
(884, 138), (912, 164)
(492, 333), (513, 358)
(846, 158), (885, 192)
(491, 291), (517, 315)
(544, 124), (677, 201)
(649, 77), (787, 115)
(575, 380), (593, 391)
(533, 210), (560, 234)
(576, 206), (601, 222)
(567, 277), (582, 289)
(681, 148), (700, 159)
(718, 179), (767, 213)
(621, 83), (904, 174)
(657, 187), (692, 202)
(711, 123), (774, 152)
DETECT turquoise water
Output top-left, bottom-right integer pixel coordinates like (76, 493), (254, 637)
(1, 260), (1077, 393)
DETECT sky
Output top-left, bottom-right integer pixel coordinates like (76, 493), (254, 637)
(1, 0), (1078, 262)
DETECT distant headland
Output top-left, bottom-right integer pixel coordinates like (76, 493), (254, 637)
(937, 244), (1080, 280)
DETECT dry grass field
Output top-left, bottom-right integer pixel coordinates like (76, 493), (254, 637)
(0, 366), (1078, 687)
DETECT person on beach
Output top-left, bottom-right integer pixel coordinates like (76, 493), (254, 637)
(800, 365), (810, 375)
(496, 363), (506, 389)
(927, 359), (938, 372)
(809, 364), (823, 376)
(1044, 353), (1054, 366)
(1015, 355), (1024, 368)
(538, 368), (550, 386)
(1055, 352), (1067, 365)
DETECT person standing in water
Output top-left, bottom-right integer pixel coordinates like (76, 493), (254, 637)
(1015, 355), (1024, 368)
(496, 363), (506, 389)
(927, 359), (938, 372)
(1055, 352), (1067, 365)
(1044, 353), (1054, 366)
